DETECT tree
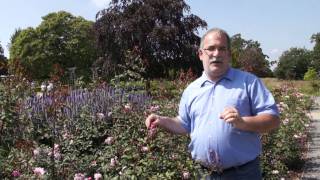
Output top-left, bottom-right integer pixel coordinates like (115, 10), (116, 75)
(311, 33), (320, 73)
(94, 0), (207, 80)
(230, 34), (272, 77)
(274, 48), (311, 80)
(0, 42), (8, 75)
(9, 11), (97, 80)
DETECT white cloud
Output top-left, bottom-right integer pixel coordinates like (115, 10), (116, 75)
(91, 0), (111, 8)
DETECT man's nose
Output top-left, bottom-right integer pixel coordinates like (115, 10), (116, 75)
(211, 48), (221, 56)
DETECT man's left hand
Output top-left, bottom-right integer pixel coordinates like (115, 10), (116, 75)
(220, 106), (244, 127)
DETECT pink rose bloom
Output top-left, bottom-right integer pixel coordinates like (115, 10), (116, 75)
(33, 167), (46, 176)
(33, 148), (40, 156)
(104, 137), (114, 145)
(110, 157), (118, 167)
(96, 113), (105, 120)
(12, 170), (21, 177)
(94, 173), (102, 180)
(124, 104), (132, 112)
(141, 146), (149, 152)
(74, 173), (85, 180)
(91, 160), (97, 166)
(182, 171), (190, 179)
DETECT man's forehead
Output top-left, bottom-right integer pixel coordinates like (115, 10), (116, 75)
(204, 32), (227, 45)
(206, 31), (225, 40)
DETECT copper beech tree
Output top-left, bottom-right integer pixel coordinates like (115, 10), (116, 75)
(94, 0), (207, 80)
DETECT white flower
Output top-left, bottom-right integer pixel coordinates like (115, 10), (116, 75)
(40, 84), (47, 92)
(272, 170), (279, 174)
(94, 173), (102, 180)
(33, 167), (46, 175)
(96, 113), (105, 120)
(47, 82), (54, 91)
(124, 103), (132, 112)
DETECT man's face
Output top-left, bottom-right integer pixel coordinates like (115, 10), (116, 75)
(198, 32), (231, 81)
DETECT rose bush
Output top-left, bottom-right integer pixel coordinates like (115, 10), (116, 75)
(0, 75), (313, 179)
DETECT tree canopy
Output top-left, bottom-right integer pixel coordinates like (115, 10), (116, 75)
(9, 11), (97, 80)
(274, 48), (311, 80)
(230, 34), (272, 77)
(0, 42), (8, 75)
(94, 0), (207, 80)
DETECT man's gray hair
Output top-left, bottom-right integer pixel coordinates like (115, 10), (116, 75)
(199, 28), (231, 50)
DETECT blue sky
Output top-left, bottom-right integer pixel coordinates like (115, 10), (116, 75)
(1, 0), (320, 63)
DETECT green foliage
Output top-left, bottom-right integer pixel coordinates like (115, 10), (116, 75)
(274, 48), (312, 80)
(304, 67), (318, 81)
(94, 0), (206, 79)
(230, 34), (272, 77)
(9, 11), (97, 80)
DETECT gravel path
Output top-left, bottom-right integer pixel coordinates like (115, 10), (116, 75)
(302, 96), (320, 180)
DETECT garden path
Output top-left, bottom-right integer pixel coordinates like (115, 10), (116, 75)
(302, 96), (320, 180)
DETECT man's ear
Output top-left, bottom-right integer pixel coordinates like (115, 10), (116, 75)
(198, 49), (203, 60)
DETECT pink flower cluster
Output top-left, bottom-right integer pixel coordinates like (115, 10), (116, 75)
(33, 167), (46, 176)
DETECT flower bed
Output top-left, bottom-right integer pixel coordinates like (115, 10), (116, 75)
(0, 77), (313, 179)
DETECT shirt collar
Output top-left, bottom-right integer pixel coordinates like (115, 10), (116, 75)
(199, 68), (235, 87)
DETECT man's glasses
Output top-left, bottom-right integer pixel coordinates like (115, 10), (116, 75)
(202, 46), (227, 56)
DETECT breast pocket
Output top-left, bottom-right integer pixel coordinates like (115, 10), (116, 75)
(225, 98), (241, 109)
(225, 96), (251, 117)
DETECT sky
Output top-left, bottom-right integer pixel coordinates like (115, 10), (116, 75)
(1, 0), (320, 64)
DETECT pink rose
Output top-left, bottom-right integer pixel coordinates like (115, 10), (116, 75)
(33, 167), (46, 176)
(74, 173), (85, 180)
(110, 157), (118, 167)
(182, 171), (190, 179)
(141, 146), (149, 152)
(104, 137), (114, 145)
(94, 173), (102, 180)
(12, 170), (21, 177)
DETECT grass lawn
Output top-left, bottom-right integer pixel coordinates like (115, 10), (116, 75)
(262, 78), (320, 96)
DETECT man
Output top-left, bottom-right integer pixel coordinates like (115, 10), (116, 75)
(145, 28), (280, 179)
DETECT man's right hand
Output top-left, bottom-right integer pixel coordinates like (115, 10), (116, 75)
(145, 114), (188, 135)
(145, 114), (160, 129)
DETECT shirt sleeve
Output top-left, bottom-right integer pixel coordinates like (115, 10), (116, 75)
(249, 77), (279, 116)
(178, 90), (192, 133)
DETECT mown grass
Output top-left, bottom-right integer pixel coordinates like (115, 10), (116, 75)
(262, 78), (320, 96)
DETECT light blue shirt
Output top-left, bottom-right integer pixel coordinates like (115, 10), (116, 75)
(179, 68), (279, 169)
